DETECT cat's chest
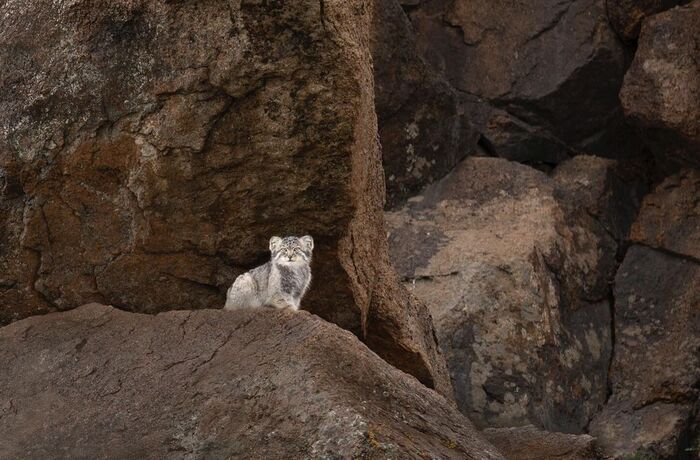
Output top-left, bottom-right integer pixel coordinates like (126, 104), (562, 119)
(272, 264), (309, 296)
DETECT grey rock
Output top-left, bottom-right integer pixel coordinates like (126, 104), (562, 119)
(590, 171), (700, 459)
(0, 303), (503, 460)
(620, 1), (700, 172)
(403, 0), (638, 163)
(371, 0), (479, 208)
(385, 157), (645, 431)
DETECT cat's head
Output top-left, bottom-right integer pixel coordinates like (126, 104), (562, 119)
(269, 235), (313, 265)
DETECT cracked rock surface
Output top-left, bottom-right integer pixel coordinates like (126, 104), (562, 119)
(589, 170), (700, 459)
(370, 0), (479, 207)
(619, 0), (700, 173)
(386, 156), (645, 432)
(606, 0), (688, 42)
(0, 303), (503, 460)
(0, 0), (452, 395)
(400, 0), (639, 163)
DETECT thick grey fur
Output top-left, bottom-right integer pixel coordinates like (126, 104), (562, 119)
(224, 235), (313, 311)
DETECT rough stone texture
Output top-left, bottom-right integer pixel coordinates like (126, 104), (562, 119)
(0, 304), (503, 459)
(619, 1), (700, 172)
(552, 155), (649, 246)
(590, 171), (700, 459)
(630, 169), (700, 262)
(402, 0), (638, 163)
(371, 0), (479, 208)
(606, 0), (688, 41)
(385, 156), (645, 432)
(483, 425), (599, 460)
(0, 0), (454, 395)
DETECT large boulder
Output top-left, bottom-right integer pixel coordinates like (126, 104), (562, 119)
(590, 171), (700, 459)
(0, 1), (451, 393)
(619, 1), (700, 172)
(371, 0), (479, 208)
(402, 0), (637, 163)
(386, 156), (645, 432)
(606, 0), (688, 42)
(0, 303), (503, 459)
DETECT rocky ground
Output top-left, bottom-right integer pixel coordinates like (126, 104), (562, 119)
(1, 0), (699, 459)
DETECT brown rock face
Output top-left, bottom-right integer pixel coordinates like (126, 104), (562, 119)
(606, 0), (687, 41)
(0, 304), (503, 459)
(402, 0), (637, 163)
(483, 425), (599, 460)
(630, 170), (700, 261)
(0, 0), (451, 395)
(590, 171), (700, 459)
(386, 156), (646, 432)
(371, 0), (479, 208)
(620, 1), (700, 172)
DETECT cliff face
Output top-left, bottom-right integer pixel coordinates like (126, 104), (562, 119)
(1, 0), (699, 458)
(0, 0), (452, 398)
(379, 0), (699, 458)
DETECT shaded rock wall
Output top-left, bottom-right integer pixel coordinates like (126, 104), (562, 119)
(393, 0), (639, 165)
(370, 0), (479, 207)
(620, 1), (700, 173)
(606, 0), (689, 41)
(590, 171), (700, 459)
(386, 156), (646, 432)
(0, 0), (451, 396)
(0, 304), (502, 459)
(376, 0), (700, 456)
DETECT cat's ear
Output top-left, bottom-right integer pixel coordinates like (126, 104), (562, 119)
(269, 236), (282, 252)
(300, 235), (314, 252)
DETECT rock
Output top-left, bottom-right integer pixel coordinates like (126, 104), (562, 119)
(589, 171), (700, 459)
(370, 0), (479, 208)
(0, 0), (452, 395)
(385, 156), (646, 431)
(0, 303), (504, 460)
(630, 170), (700, 261)
(606, 0), (688, 41)
(483, 425), (599, 460)
(589, 246), (700, 458)
(552, 155), (648, 245)
(619, 1), (700, 172)
(403, 0), (637, 162)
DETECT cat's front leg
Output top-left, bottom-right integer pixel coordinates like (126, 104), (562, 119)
(268, 294), (296, 311)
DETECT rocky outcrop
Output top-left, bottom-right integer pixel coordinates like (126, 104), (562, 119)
(386, 156), (645, 432)
(371, 0), (479, 208)
(0, 0), (452, 394)
(590, 171), (700, 459)
(402, 0), (637, 163)
(483, 425), (599, 460)
(0, 303), (503, 459)
(630, 169), (700, 261)
(619, 1), (700, 172)
(606, 0), (687, 41)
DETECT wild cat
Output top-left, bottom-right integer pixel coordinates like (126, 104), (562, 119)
(224, 235), (313, 311)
